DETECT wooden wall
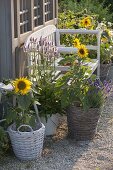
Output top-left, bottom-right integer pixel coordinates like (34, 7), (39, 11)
(0, 0), (58, 81)
(0, 0), (14, 81)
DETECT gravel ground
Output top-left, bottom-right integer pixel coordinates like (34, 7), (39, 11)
(1, 72), (113, 170)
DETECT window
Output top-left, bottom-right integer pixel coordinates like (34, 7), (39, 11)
(34, 0), (42, 27)
(20, 0), (30, 34)
(14, 0), (57, 38)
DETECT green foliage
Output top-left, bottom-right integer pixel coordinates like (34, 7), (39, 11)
(99, 0), (113, 17)
(0, 80), (37, 130)
(85, 82), (104, 109)
(58, 10), (98, 48)
(59, 0), (113, 22)
(26, 37), (63, 120)
(56, 52), (106, 111)
(56, 64), (105, 111)
(100, 43), (113, 64)
(17, 93), (32, 110)
(0, 125), (9, 157)
(97, 21), (113, 63)
(35, 81), (62, 121)
(56, 63), (90, 110)
(58, 8), (113, 64)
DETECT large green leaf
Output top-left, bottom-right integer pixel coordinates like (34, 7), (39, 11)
(17, 94), (32, 110)
(5, 108), (17, 124)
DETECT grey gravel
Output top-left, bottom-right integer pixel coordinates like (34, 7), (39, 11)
(1, 72), (113, 170)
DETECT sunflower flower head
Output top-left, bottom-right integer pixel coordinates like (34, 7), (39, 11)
(101, 37), (108, 43)
(73, 38), (80, 48)
(77, 44), (89, 58)
(80, 17), (92, 28)
(13, 77), (32, 95)
(105, 29), (112, 37)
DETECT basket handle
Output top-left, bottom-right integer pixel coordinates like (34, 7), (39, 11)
(17, 124), (33, 132)
(31, 92), (42, 125)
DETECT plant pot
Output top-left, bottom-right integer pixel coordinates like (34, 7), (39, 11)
(67, 105), (101, 141)
(100, 63), (111, 82)
(41, 114), (60, 136)
(7, 123), (45, 161)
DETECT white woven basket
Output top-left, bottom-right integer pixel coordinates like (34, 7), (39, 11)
(7, 123), (45, 161)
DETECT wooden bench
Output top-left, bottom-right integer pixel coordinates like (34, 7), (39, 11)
(25, 25), (101, 78)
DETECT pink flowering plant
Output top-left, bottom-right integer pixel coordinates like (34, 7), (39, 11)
(24, 37), (63, 120)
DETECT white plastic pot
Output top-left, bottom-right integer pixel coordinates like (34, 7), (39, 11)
(41, 114), (60, 136)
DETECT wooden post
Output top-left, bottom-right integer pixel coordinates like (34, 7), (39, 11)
(0, 0), (58, 81)
(0, 0), (14, 80)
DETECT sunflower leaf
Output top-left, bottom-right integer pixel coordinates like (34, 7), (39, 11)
(17, 94), (32, 110)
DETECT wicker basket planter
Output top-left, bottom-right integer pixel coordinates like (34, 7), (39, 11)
(7, 123), (45, 161)
(100, 63), (111, 81)
(67, 105), (101, 141)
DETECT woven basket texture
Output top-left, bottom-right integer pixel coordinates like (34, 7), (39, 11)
(67, 105), (101, 141)
(100, 63), (111, 81)
(7, 123), (45, 160)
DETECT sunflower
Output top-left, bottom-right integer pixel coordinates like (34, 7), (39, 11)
(101, 37), (108, 43)
(73, 38), (80, 48)
(13, 77), (32, 95)
(77, 44), (89, 58)
(105, 29), (112, 37)
(80, 17), (92, 28)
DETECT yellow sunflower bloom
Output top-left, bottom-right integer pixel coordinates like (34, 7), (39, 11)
(101, 37), (108, 43)
(77, 44), (89, 58)
(80, 17), (92, 28)
(105, 29), (112, 37)
(73, 38), (80, 48)
(13, 77), (32, 95)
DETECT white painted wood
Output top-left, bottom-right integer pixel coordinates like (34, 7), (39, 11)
(56, 28), (101, 77)
(25, 25), (56, 47)
(56, 29), (60, 46)
(55, 59), (98, 73)
(58, 46), (98, 53)
(58, 29), (100, 35)
(97, 32), (101, 78)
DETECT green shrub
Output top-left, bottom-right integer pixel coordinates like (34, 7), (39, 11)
(0, 125), (9, 157)
(59, 0), (113, 22)
(58, 4), (113, 64)
(99, 0), (113, 15)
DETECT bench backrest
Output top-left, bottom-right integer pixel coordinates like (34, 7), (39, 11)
(25, 24), (101, 58)
(24, 25), (101, 77)
(25, 25), (57, 48)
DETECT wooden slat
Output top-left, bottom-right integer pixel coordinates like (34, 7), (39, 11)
(11, 0), (16, 78)
(58, 46), (98, 53)
(20, 9), (28, 15)
(58, 29), (100, 35)
(55, 59), (99, 74)
(20, 20), (28, 26)
(0, 0), (13, 80)
(17, 0), (21, 40)
(25, 25), (56, 47)
(30, 0), (34, 31)
(15, 46), (28, 77)
(97, 32), (101, 77)
(52, 0), (55, 19)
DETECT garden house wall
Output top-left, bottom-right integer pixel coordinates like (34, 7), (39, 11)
(0, 0), (58, 81)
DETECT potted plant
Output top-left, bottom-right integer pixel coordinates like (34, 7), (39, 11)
(4, 77), (45, 160)
(67, 77), (111, 141)
(96, 21), (113, 81)
(56, 44), (112, 141)
(24, 37), (63, 136)
(34, 78), (62, 136)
